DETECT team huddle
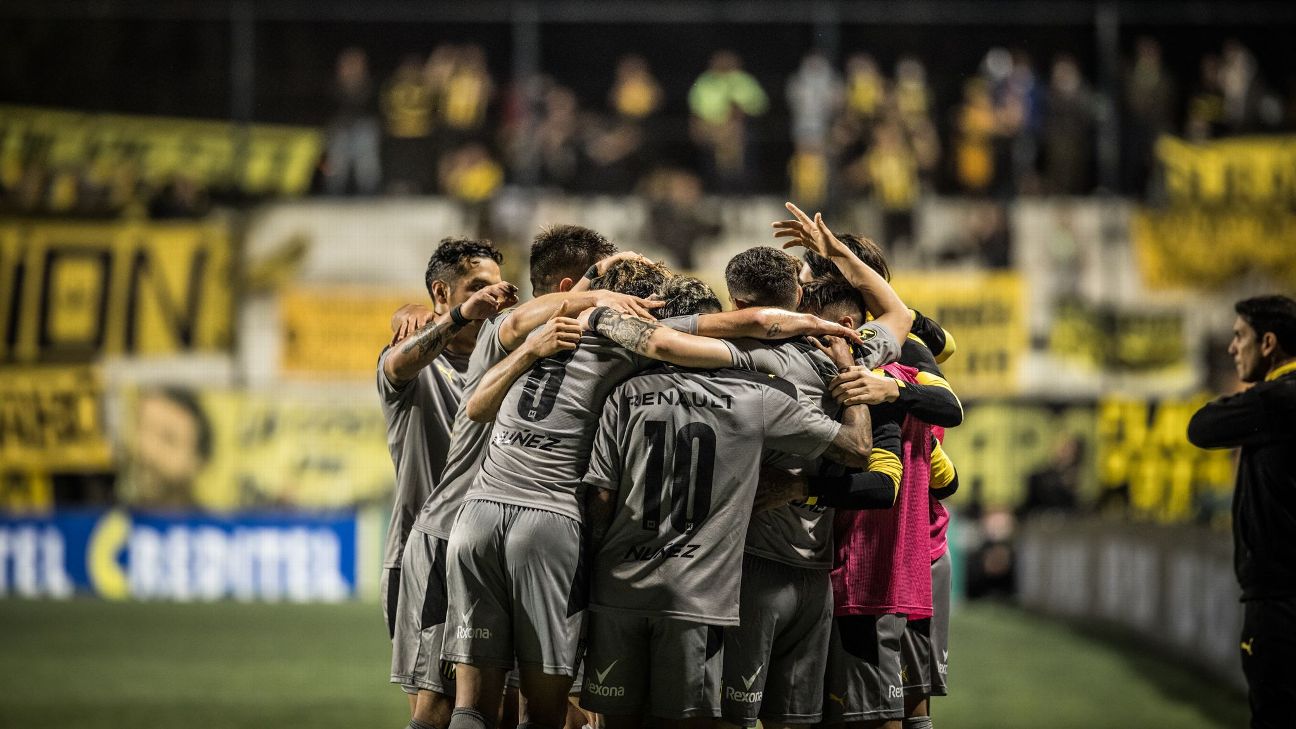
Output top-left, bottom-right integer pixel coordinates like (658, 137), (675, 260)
(378, 203), (962, 729)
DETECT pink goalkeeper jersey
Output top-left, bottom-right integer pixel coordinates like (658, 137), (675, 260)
(930, 425), (949, 562)
(831, 362), (934, 619)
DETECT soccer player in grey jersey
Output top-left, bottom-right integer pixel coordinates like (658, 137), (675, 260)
(442, 260), (865, 729)
(715, 243), (909, 729)
(378, 239), (516, 715)
(391, 227), (663, 729)
(578, 352), (875, 728)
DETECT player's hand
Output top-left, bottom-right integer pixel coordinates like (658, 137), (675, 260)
(390, 304), (435, 345)
(525, 314), (583, 358)
(460, 281), (520, 321)
(830, 366), (901, 406)
(766, 311), (865, 346)
(752, 467), (808, 513)
(593, 250), (653, 277)
(772, 202), (853, 261)
(809, 334), (856, 370)
(568, 291), (663, 321)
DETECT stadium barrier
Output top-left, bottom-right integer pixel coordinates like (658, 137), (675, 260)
(1016, 518), (1244, 692)
(0, 509), (362, 602)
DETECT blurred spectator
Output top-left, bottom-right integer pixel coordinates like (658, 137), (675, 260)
(381, 55), (436, 194)
(1003, 50), (1044, 195)
(610, 54), (663, 122)
(688, 51), (769, 192)
(853, 119), (919, 251)
(438, 143), (503, 210)
(1122, 37), (1175, 194)
(325, 47), (382, 195)
(1219, 39), (1267, 133)
(1017, 435), (1086, 519)
(843, 53), (887, 129)
(893, 55), (931, 131)
(1186, 53), (1226, 141)
(643, 168), (721, 270)
(953, 78), (997, 194)
(1042, 54), (1095, 195)
(534, 85), (583, 188)
(787, 50), (844, 149)
(440, 44), (494, 144)
(786, 51), (843, 209)
(935, 201), (1011, 268)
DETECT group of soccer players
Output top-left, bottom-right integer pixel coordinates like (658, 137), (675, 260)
(378, 203), (962, 729)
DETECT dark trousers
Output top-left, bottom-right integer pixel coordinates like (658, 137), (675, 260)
(1242, 597), (1296, 728)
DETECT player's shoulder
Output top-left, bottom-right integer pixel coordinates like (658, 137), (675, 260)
(709, 366), (800, 401)
(621, 363), (799, 400)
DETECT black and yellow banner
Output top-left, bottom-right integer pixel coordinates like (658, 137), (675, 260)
(0, 105), (322, 197)
(0, 366), (111, 472)
(1132, 208), (1296, 291)
(280, 286), (425, 379)
(891, 271), (1027, 398)
(0, 221), (233, 363)
(1156, 135), (1296, 207)
(1049, 300), (1188, 373)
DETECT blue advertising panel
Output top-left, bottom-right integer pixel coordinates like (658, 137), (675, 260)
(0, 510), (357, 601)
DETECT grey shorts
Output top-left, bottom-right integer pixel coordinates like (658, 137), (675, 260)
(929, 551), (951, 696)
(442, 499), (587, 676)
(381, 565), (401, 639)
(722, 554), (832, 727)
(580, 609), (724, 719)
(822, 613), (905, 722)
(900, 615), (932, 695)
(390, 533), (457, 695)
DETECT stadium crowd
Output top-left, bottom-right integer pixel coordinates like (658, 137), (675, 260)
(378, 207), (962, 729)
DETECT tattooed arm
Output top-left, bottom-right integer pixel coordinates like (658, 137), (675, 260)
(382, 281), (518, 386)
(695, 307), (865, 344)
(586, 307), (737, 368)
(751, 464), (809, 514)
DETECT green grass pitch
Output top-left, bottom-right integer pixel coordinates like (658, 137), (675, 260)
(0, 599), (1246, 729)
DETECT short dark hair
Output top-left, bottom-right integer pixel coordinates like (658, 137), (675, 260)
(803, 233), (890, 282)
(799, 276), (865, 323)
(529, 225), (618, 295)
(724, 246), (801, 309)
(425, 237), (503, 297)
(147, 387), (213, 464)
(1236, 295), (1296, 354)
(590, 258), (672, 300)
(657, 275), (723, 319)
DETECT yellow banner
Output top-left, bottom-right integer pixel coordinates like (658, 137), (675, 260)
(280, 287), (426, 378)
(0, 221), (232, 363)
(1132, 208), (1296, 291)
(0, 366), (111, 471)
(117, 387), (393, 511)
(0, 105), (323, 196)
(1049, 300), (1189, 374)
(890, 270), (1027, 398)
(1157, 135), (1296, 207)
(1096, 393), (1236, 524)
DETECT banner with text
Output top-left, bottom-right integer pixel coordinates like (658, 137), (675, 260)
(0, 509), (356, 601)
(0, 105), (323, 198)
(0, 366), (111, 473)
(280, 286), (425, 379)
(0, 220), (233, 363)
(890, 270), (1027, 398)
(116, 386), (392, 512)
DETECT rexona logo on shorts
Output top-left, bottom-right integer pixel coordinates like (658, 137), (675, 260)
(584, 660), (625, 697)
(887, 685), (904, 699)
(725, 663), (764, 703)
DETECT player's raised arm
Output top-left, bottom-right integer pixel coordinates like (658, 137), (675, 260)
(383, 281), (518, 386)
(465, 315), (584, 422)
(774, 202), (912, 343)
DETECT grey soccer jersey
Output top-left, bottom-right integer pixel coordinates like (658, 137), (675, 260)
(411, 313), (512, 540)
(378, 347), (470, 568)
(465, 315), (718, 522)
(585, 366), (842, 625)
(730, 339), (841, 570)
